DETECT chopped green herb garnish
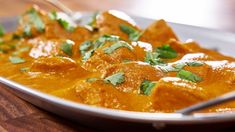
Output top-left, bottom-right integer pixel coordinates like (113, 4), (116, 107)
(177, 70), (202, 83)
(0, 24), (5, 37)
(103, 41), (133, 54)
(58, 18), (75, 32)
(80, 35), (120, 61)
(140, 80), (156, 95)
(12, 46), (30, 56)
(87, 12), (99, 28)
(23, 25), (32, 37)
(86, 77), (98, 82)
(94, 35), (119, 48)
(20, 67), (30, 72)
(155, 45), (177, 59)
(12, 34), (22, 40)
(119, 24), (142, 41)
(48, 11), (57, 20)
(60, 40), (74, 56)
(80, 41), (92, 52)
(186, 61), (203, 66)
(82, 49), (94, 61)
(9, 56), (25, 64)
(104, 72), (125, 86)
(27, 8), (45, 32)
(158, 65), (179, 72)
(144, 51), (164, 65)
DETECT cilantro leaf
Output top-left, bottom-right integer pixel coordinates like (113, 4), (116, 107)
(104, 72), (125, 86)
(80, 41), (92, 51)
(119, 24), (142, 41)
(82, 49), (94, 61)
(48, 11), (57, 20)
(144, 51), (164, 65)
(177, 69), (202, 83)
(86, 77), (98, 83)
(140, 80), (156, 95)
(27, 8), (45, 32)
(87, 12), (99, 28)
(9, 56), (25, 64)
(60, 40), (74, 56)
(80, 35), (120, 61)
(103, 41), (133, 54)
(186, 61), (203, 66)
(58, 18), (75, 32)
(0, 24), (5, 37)
(23, 25), (32, 37)
(20, 67), (30, 72)
(156, 45), (177, 59)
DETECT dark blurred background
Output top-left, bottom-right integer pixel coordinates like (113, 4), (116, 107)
(0, 0), (235, 32)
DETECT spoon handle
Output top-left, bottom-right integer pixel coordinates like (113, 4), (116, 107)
(177, 91), (235, 114)
(44, 0), (74, 15)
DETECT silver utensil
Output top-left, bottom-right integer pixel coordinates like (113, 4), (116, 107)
(44, 0), (82, 23)
(177, 91), (235, 114)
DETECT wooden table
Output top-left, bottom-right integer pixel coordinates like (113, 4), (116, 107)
(1, 0), (235, 131)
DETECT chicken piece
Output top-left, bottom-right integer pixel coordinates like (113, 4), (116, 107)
(45, 22), (91, 46)
(102, 62), (164, 93)
(82, 40), (138, 72)
(151, 77), (208, 112)
(73, 80), (153, 111)
(96, 10), (140, 41)
(140, 19), (178, 47)
(28, 37), (79, 58)
(182, 40), (235, 61)
(31, 56), (77, 72)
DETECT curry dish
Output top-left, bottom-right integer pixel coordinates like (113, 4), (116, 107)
(1, 5), (235, 113)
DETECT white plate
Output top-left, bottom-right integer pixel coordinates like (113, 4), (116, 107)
(1, 13), (235, 130)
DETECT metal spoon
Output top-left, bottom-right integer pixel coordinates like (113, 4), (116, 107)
(177, 90), (235, 115)
(44, 0), (82, 23)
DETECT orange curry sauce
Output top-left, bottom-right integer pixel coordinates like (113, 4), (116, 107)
(0, 6), (235, 113)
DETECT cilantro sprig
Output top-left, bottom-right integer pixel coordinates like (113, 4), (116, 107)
(60, 40), (74, 56)
(104, 72), (125, 86)
(9, 56), (25, 64)
(156, 45), (177, 59)
(103, 41), (133, 54)
(140, 80), (156, 95)
(79, 35), (120, 61)
(177, 69), (202, 83)
(119, 24), (142, 41)
(144, 45), (177, 66)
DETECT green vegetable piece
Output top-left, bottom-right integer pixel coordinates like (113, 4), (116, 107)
(58, 18), (75, 32)
(23, 25), (32, 37)
(80, 41), (92, 52)
(186, 61), (203, 66)
(156, 45), (177, 59)
(177, 69), (202, 83)
(140, 80), (156, 95)
(20, 67), (30, 72)
(60, 40), (74, 56)
(144, 51), (164, 65)
(104, 72), (125, 86)
(27, 8), (45, 32)
(0, 24), (5, 37)
(48, 11), (57, 20)
(12, 46), (30, 56)
(9, 56), (25, 64)
(87, 12), (99, 28)
(119, 24), (141, 41)
(103, 41), (133, 54)
(86, 77), (98, 83)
